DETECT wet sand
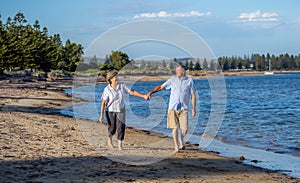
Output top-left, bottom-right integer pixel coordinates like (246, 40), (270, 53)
(0, 78), (299, 182)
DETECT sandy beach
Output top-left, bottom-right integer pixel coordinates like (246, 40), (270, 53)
(0, 78), (299, 182)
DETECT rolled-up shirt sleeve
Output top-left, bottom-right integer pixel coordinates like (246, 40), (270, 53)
(101, 88), (109, 101)
(190, 80), (196, 94)
(121, 84), (131, 94)
(162, 78), (172, 90)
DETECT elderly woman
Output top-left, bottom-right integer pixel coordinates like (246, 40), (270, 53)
(99, 70), (147, 150)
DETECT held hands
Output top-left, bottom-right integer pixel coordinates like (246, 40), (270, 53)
(143, 92), (151, 100)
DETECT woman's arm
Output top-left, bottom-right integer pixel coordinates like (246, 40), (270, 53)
(129, 90), (148, 100)
(99, 100), (106, 123)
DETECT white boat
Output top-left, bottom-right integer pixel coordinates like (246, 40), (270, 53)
(264, 71), (274, 75)
(264, 58), (274, 75)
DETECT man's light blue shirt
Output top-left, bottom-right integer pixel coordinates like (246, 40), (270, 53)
(162, 76), (196, 110)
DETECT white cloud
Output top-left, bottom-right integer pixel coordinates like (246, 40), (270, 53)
(133, 10), (211, 19)
(238, 10), (278, 22)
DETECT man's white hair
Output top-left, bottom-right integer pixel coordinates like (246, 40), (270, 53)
(176, 64), (186, 75)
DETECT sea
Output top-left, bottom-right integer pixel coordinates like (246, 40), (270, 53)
(61, 72), (300, 178)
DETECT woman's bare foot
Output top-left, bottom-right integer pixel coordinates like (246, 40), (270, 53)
(118, 140), (122, 151)
(108, 137), (114, 149)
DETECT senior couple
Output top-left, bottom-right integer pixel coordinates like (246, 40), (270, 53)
(99, 65), (196, 152)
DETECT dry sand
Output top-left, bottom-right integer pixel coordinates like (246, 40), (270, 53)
(0, 78), (299, 182)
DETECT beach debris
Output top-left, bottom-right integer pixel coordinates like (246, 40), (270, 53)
(239, 156), (245, 161)
(251, 159), (262, 163)
(39, 85), (47, 89)
(209, 151), (220, 154)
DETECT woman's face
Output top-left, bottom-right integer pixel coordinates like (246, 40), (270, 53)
(110, 75), (118, 84)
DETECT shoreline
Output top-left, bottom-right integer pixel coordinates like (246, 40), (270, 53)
(85, 70), (300, 84)
(0, 78), (299, 182)
(2, 69), (300, 85)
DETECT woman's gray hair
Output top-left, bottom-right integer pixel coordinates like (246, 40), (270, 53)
(106, 70), (118, 84)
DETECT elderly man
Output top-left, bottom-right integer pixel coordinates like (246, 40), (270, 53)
(147, 65), (196, 152)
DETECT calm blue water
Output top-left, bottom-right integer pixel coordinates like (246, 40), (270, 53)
(62, 73), (300, 178)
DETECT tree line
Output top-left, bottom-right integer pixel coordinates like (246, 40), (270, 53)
(218, 53), (300, 71)
(83, 53), (300, 73)
(0, 12), (83, 73)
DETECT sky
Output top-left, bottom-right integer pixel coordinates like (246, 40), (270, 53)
(1, 0), (300, 58)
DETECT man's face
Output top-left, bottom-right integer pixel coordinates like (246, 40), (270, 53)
(176, 66), (184, 77)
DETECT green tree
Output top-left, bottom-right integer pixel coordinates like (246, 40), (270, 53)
(270, 54), (276, 71)
(185, 60), (189, 70)
(104, 54), (110, 64)
(295, 54), (300, 69)
(194, 59), (201, 70)
(244, 58), (250, 70)
(202, 58), (208, 70)
(63, 39), (83, 72)
(254, 54), (262, 71)
(188, 60), (194, 70)
(238, 61), (243, 70)
(5, 15), (21, 70)
(223, 60), (230, 71)
(230, 59), (236, 70)
(209, 60), (215, 71)
(282, 53), (289, 69)
(218, 57), (224, 70)
(51, 34), (64, 70)
(276, 54), (282, 70)
(284, 53), (294, 70)
(0, 15), (8, 70)
(169, 59), (175, 70)
(109, 50), (130, 70)
(162, 59), (167, 68)
(261, 54), (266, 71)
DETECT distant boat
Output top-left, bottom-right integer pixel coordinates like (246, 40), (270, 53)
(264, 58), (274, 75)
(264, 71), (274, 75)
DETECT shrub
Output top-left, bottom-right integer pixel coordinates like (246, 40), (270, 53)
(47, 70), (65, 80)
(0, 68), (4, 75)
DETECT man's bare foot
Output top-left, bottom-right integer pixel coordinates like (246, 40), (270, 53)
(174, 145), (179, 153)
(179, 146), (185, 150)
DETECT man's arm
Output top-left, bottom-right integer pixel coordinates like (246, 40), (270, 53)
(146, 85), (164, 99)
(191, 92), (196, 117)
